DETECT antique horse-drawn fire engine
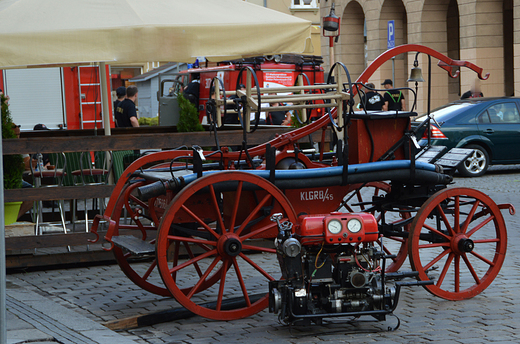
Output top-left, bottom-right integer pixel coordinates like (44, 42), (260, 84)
(90, 45), (514, 327)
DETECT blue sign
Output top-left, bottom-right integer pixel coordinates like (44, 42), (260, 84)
(387, 20), (395, 49)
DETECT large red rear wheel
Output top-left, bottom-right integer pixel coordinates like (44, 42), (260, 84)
(339, 182), (409, 272)
(156, 171), (297, 320)
(408, 187), (507, 300)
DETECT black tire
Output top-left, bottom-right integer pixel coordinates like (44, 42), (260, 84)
(458, 144), (490, 177)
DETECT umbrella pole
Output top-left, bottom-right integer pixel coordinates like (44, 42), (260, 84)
(99, 62), (111, 136)
(99, 62), (114, 185)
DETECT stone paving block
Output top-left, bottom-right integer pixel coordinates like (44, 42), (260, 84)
(7, 328), (55, 344)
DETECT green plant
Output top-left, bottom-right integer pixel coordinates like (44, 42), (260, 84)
(2, 94), (24, 190)
(138, 116), (159, 126)
(177, 93), (204, 132)
(290, 111), (305, 129)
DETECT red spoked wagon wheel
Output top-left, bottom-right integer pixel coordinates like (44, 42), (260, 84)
(339, 182), (409, 272)
(156, 171), (298, 320)
(408, 187), (507, 300)
(110, 181), (171, 296)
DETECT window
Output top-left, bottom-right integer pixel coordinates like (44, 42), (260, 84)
(291, 0), (318, 9)
(487, 102), (520, 123)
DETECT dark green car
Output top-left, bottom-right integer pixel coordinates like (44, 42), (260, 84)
(413, 97), (520, 177)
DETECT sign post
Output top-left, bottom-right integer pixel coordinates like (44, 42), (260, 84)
(387, 20), (396, 84)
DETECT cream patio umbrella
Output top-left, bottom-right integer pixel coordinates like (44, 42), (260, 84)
(0, 0), (313, 67)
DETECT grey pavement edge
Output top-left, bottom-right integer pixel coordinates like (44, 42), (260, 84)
(5, 275), (137, 344)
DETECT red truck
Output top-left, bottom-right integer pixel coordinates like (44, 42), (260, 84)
(157, 55), (326, 125)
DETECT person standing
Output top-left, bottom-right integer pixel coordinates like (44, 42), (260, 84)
(461, 78), (484, 99)
(113, 86), (126, 117)
(115, 85), (139, 127)
(183, 73), (200, 107)
(381, 79), (406, 111)
(359, 83), (384, 111)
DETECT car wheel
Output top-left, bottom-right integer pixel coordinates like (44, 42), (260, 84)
(458, 144), (490, 177)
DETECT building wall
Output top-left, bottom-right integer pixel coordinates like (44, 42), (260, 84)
(321, 0), (519, 114)
(244, 0), (322, 55)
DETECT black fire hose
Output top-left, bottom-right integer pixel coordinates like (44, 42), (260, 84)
(137, 169), (452, 201)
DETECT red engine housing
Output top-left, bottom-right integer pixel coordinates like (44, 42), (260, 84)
(297, 212), (379, 245)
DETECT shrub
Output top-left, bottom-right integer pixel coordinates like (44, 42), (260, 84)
(1, 94), (24, 190)
(177, 93), (204, 132)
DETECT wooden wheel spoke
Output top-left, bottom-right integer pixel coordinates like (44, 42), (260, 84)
(180, 204), (221, 240)
(142, 259), (158, 280)
(466, 214), (494, 238)
(183, 242), (204, 278)
(355, 190), (365, 211)
(229, 181), (243, 233)
(422, 222), (452, 241)
(384, 236), (405, 244)
(232, 258), (252, 307)
(423, 247), (451, 271)
(166, 235), (217, 247)
(235, 193), (273, 236)
(195, 242), (214, 252)
(460, 199), (480, 234)
(208, 185), (226, 235)
(435, 252), (454, 287)
(469, 250), (495, 267)
(454, 196), (460, 232)
(241, 222), (278, 241)
(187, 256), (222, 299)
(473, 238), (500, 244)
(216, 260), (230, 311)
(436, 203), (456, 236)
(342, 203), (355, 212)
(462, 253), (481, 285)
(418, 242), (450, 249)
(170, 249), (217, 274)
(238, 252), (275, 281)
(241, 244), (276, 254)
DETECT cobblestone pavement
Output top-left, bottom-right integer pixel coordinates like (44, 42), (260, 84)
(9, 166), (520, 344)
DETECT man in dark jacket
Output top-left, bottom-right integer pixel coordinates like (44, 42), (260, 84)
(183, 73), (200, 107)
(115, 86), (139, 127)
(381, 79), (406, 111)
(359, 83), (384, 111)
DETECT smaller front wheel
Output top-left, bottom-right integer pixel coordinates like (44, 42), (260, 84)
(408, 187), (507, 300)
(458, 144), (489, 177)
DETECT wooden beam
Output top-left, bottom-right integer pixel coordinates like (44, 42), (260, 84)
(6, 250), (116, 270)
(3, 127), (314, 155)
(5, 229), (157, 250)
(4, 184), (114, 202)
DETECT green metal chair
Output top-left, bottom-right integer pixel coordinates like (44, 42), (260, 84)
(70, 151), (112, 232)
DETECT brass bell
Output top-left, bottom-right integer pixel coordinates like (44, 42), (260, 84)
(407, 62), (425, 83)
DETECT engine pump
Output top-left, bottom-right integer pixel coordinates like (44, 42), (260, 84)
(268, 212), (405, 326)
